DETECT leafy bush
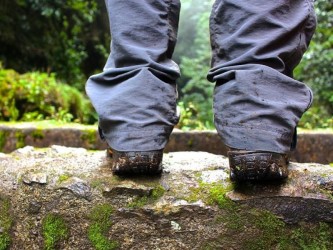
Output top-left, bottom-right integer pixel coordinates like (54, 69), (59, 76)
(0, 0), (110, 90)
(296, 0), (333, 129)
(298, 107), (333, 129)
(0, 67), (96, 123)
(177, 5), (214, 130)
(177, 101), (213, 131)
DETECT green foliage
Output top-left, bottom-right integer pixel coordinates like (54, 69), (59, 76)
(0, 67), (96, 123)
(298, 106), (333, 129)
(0, 0), (331, 129)
(173, 0), (213, 64)
(88, 204), (118, 250)
(14, 131), (25, 149)
(294, 0), (333, 129)
(0, 198), (12, 250)
(177, 102), (209, 130)
(177, 2), (215, 130)
(0, 0), (110, 89)
(31, 129), (45, 139)
(42, 214), (69, 250)
(80, 129), (97, 146)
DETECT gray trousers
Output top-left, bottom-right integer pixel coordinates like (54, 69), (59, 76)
(86, 0), (316, 153)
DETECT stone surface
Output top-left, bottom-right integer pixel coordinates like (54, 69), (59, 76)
(0, 146), (332, 249)
(57, 177), (92, 201)
(0, 122), (332, 164)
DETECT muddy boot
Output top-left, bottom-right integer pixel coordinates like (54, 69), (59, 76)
(107, 148), (163, 175)
(228, 150), (289, 182)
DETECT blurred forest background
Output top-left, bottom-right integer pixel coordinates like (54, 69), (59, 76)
(0, 0), (332, 130)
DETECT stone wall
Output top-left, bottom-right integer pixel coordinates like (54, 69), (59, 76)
(0, 123), (332, 164)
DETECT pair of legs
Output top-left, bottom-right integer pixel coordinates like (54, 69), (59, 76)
(86, 0), (316, 181)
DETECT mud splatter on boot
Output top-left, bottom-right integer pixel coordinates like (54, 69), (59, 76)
(228, 150), (289, 182)
(107, 149), (163, 175)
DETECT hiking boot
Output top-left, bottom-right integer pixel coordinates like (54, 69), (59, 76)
(107, 148), (163, 175)
(228, 150), (289, 182)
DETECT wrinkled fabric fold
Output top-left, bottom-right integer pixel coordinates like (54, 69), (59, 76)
(208, 0), (316, 153)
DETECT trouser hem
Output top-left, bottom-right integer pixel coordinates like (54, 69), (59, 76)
(216, 125), (293, 154)
(103, 127), (173, 152)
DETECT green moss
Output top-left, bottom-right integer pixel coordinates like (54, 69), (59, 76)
(90, 179), (105, 189)
(184, 179), (333, 249)
(243, 210), (286, 249)
(14, 131), (25, 149)
(207, 208), (333, 250)
(151, 185), (165, 199)
(0, 131), (9, 152)
(88, 223), (118, 250)
(80, 129), (97, 146)
(127, 185), (165, 208)
(187, 138), (193, 148)
(320, 188), (333, 201)
(90, 176), (122, 189)
(31, 129), (44, 140)
(57, 173), (72, 183)
(289, 222), (333, 250)
(0, 197), (12, 250)
(42, 214), (69, 250)
(87, 204), (118, 250)
(88, 204), (113, 224)
(127, 196), (149, 209)
(186, 181), (234, 208)
(207, 183), (234, 207)
(194, 182), (244, 230)
(0, 233), (10, 250)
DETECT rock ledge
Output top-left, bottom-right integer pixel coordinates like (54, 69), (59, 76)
(0, 146), (332, 249)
